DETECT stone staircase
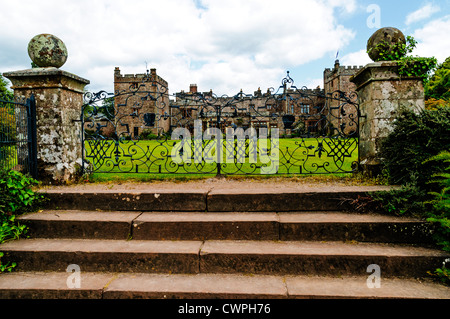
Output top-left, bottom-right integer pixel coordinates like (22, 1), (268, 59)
(0, 183), (449, 299)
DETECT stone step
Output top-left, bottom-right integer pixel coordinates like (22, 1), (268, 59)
(40, 185), (393, 212)
(0, 272), (449, 299)
(18, 210), (434, 243)
(1, 239), (448, 278)
(199, 240), (449, 278)
(18, 211), (141, 240)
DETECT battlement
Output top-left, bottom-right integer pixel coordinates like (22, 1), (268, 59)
(114, 67), (168, 86)
(324, 63), (364, 80)
(348, 65), (363, 70)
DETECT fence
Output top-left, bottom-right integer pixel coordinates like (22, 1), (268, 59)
(0, 95), (37, 178)
(81, 71), (360, 176)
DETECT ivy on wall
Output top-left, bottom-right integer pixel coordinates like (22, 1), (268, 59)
(367, 35), (437, 81)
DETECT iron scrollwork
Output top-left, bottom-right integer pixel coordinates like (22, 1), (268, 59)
(81, 71), (360, 175)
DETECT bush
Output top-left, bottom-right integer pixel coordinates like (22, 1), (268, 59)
(368, 150), (450, 285)
(140, 129), (159, 140)
(359, 108), (450, 285)
(380, 107), (450, 188)
(0, 168), (44, 216)
(425, 56), (450, 101)
(423, 151), (450, 284)
(424, 151), (450, 250)
(425, 98), (450, 110)
(0, 169), (45, 272)
(0, 215), (26, 272)
(370, 181), (428, 217)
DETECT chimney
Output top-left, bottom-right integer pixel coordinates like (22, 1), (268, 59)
(190, 84), (198, 93)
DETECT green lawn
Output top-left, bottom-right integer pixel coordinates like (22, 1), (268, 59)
(84, 137), (359, 178)
(0, 144), (18, 170)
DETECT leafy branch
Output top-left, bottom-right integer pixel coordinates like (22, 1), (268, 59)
(367, 35), (437, 81)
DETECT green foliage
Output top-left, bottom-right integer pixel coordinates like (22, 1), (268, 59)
(102, 97), (115, 120)
(0, 215), (27, 243)
(82, 97), (115, 120)
(398, 55), (438, 81)
(425, 151), (450, 210)
(0, 214), (27, 273)
(370, 181), (427, 217)
(370, 150), (450, 284)
(428, 265), (450, 285)
(140, 129), (160, 140)
(380, 107), (450, 188)
(367, 35), (437, 81)
(0, 252), (16, 273)
(425, 56), (450, 101)
(423, 151), (450, 254)
(369, 110), (450, 285)
(0, 103), (17, 167)
(0, 168), (43, 216)
(0, 169), (45, 273)
(0, 73), (13, 100)
(368, 35), (416, 61)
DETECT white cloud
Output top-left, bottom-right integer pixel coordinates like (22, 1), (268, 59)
(340, 49), (372, 67)
(405, 3), (440, 25)
(306, 78), (323, 89)
(412, 15), (450, 63)
(0, 0), (356, 95)
(326, 0), (357, 14)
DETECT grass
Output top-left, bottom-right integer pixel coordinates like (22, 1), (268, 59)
(0, 145), (19, 171)
(83, 137), (359, 181)
(85, 172), (383, 187)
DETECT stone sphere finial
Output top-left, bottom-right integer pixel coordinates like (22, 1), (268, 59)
(27, 34), (68, 68)
(367, 27), (406, 62)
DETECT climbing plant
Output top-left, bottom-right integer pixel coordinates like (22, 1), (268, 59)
(367, 35), (437, 81)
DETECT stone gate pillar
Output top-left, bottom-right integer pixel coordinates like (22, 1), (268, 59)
(4, 34), (89, 184)
(350, 60), (425, 176)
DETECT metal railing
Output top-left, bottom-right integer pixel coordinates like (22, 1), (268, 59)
(0, 95), (37, 179)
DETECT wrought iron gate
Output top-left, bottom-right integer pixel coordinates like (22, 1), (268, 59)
(81, 71), (360, 176)
(0, 95), (38, 179)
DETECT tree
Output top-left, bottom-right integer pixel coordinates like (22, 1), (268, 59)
(425, 56), (450, 101)
(0, 73), (13, 100)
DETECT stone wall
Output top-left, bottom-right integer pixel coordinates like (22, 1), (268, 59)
(171, 84), (326, 136)
(113, 67), (170, 138)
(350, 61), (425, 175)
(4, 67), (89, 183)
(324, 60), (363, 136)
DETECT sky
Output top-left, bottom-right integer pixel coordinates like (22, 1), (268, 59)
(0, 0), (449, 96)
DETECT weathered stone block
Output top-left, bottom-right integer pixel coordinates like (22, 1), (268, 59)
(351, 61), (425, 175)
(4, 68), (89, 184)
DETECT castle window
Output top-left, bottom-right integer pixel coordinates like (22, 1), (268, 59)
(301, 104), (310, 114)
(144, 113), (156, 127)
(182, 108), (193, 118)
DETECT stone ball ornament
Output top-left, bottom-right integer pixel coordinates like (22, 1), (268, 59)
(27, 34), (68, 68)
(367, 27), (406, 62)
